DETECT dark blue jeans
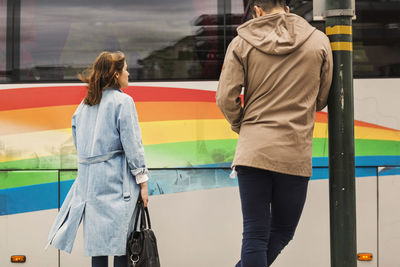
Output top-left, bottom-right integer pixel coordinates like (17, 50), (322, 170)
(235, 166), (310, 267)
(92, 256), (127, 267)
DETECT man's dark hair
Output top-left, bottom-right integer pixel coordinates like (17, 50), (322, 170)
(252, 0), (287, 12)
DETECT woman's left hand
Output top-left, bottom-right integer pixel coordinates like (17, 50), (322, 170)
(140, 182), (149, 207)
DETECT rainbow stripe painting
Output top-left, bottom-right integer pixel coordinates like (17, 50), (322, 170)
(1, 85), (399, 170)
(0, 85), (400, 215)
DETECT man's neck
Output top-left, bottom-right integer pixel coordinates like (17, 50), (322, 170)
(264, 6), (285, 16)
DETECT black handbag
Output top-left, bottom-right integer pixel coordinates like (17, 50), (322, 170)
(127, 198), (160, 267)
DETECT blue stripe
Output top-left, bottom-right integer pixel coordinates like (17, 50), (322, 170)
(379, 167), (400, 176)
(311, 167), (377, 180)
(193, 156), (400, 169)
(313, 156), (400, 167)
(1, 166), (400, 216)
(0, 182), (58, 216)
(0, 180), (75, 216)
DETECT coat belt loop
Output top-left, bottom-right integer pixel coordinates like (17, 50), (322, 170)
(123, 161), (131, 201)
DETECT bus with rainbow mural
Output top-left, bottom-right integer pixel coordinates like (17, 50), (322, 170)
(1, 0), (400, 266)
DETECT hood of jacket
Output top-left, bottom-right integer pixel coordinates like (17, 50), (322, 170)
(237, 12), (316, 55)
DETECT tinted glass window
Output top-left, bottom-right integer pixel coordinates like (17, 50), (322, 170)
(227, 0), (245, 45)
(0, 0), (6, 82)
(9, 0), (399, 82)
(290, 0), (400, 78)
(353, 0), (400, 77)
(17, 0), (234, 82)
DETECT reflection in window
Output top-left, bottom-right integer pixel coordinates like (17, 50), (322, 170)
(289, 0), (400, 78)
(18, 0), (240, 82)
(0, 0), (6, 82)
(227, 0), (245, 48)
(353, 0), (400, 77)
(10, 0), (400, 82)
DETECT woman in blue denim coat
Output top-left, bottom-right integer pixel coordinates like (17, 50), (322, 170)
(46, 51), (149, 267)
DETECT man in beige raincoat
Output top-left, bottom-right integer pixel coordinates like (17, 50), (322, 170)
(216, 0), (333, 266)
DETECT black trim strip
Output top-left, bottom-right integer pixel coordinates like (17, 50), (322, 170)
(5, 0), (20, 82)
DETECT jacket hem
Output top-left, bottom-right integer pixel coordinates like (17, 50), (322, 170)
(232, 158), (312, 178)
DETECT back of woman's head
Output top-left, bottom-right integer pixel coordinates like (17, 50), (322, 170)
(79, 51), (126, 106)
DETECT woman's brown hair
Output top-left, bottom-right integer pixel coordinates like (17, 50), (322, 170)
(79, 51), (126, 106)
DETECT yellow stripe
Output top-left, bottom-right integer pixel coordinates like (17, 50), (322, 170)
(0, 120), (236, 163)
(141, 119), (236, 145)
(313, 123), (400, 141)
(355, 126), (400, 141)
(330, 42), (353, 51)
(326, 25), (352, 35)
(0, 128), (73, 163)
(1, 120), (399, 163)
(313, 123), (329, 139)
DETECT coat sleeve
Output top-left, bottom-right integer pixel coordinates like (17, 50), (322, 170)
(71, 102), (84, 150)
(71, 115), (77, 149)
(118, 97), (148, 177)
(216, 38), (244, 134)
(316, 38), (333, 111)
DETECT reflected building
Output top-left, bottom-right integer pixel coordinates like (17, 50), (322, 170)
(135, 13), (244, 80)
(1, 0), (399, 83)
(290, 0), (400, 77)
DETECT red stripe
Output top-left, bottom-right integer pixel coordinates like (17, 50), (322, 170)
(315, 111), (328, 123)
(2, 86), (397, 133)
(0, 86), (87, 111)
(355, 120), (399, 132)
(0, 86), (217, 111)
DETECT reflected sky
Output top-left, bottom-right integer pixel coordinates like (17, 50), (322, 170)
(20, 0), (244, 69)
(3, 0), (400, 81)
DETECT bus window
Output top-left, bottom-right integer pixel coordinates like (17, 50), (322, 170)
(17, 0), (232, 82)
(353, 0), (400, 78)
(0, 0), (6, 82)
(289, 0), (400, 78)
(227, 0), (245, 46)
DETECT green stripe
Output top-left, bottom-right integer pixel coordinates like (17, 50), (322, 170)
(145, 139), (237, 167)
(355, 139), (400, 156)
(0, 153), (77, 170)
(61, 171), (77, 182)
(313, 138), (400, 157)
(0, 170), (77, 190)
(0, 171), (58, 190)
(313, 138), (329, 157)
(0, 139), (399, 171)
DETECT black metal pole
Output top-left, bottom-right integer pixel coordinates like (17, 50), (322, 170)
(325, 0), (357, 267)
(6, 0), (20, 82)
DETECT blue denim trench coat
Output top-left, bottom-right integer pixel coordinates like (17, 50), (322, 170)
(46, 88), (147, 256)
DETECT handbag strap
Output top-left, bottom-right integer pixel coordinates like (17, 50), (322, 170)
(133, 200), (144, 231)
(133, 196), (152, 231)
(144, 206), (151, 229)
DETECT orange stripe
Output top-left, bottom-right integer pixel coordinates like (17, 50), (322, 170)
(2, 106), (398, 137)
(315, 112), (399, 132)
(0, 105), (76, 135)
(354, 120), (399, 132)
(136, 102), (224, 122)
(0, 102), (224, 135)
(315, 112), (328, 123)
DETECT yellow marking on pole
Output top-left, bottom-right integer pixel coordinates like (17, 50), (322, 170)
(330, 42), (353, 51)
(326, 25), (352, 35)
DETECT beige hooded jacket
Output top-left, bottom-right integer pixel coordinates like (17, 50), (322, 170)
(216, 12), (333, 177)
